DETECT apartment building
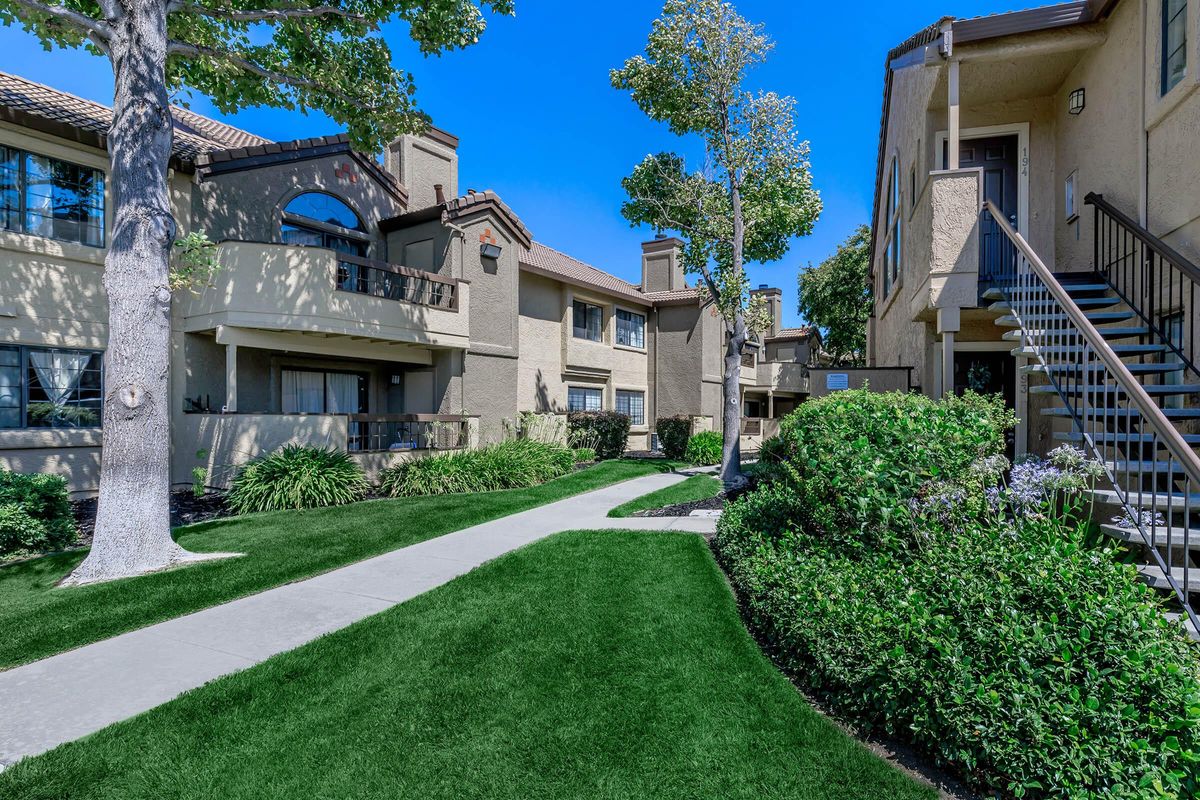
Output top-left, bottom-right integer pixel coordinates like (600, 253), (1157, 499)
(867, 0), (1200, 625)
(0, 71), (817, 493)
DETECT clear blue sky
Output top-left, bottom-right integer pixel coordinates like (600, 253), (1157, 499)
(1, 1), (1047, 328)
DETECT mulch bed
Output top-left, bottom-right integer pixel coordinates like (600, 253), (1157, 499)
(70, 491), (232, 549)
(634, 494), (726, 517)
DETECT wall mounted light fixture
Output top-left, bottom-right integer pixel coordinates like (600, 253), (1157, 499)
(480, 242), (502, 260)
(1068, 88), (1085, 115)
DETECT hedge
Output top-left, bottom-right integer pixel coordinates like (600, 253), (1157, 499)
(379, 440), (575, 497)
(655, 416), (691, 459)
(0, 468), (75, 556)
(567, 411), (631, 460)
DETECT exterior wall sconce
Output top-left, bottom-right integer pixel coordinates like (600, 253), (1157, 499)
(1068, 88), (1085, 115)
(480, 242), (502, 260)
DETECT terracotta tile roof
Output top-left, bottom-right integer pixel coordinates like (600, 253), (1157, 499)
(520, 242), (647, 303)
(767, 326), (818, 342)
(0, 71), (269, 160)
(641, 288), (702, 304)
(447, 190), (532, 248)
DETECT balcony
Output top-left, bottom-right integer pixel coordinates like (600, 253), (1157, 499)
(176, 242), (470, 350)
(754, 361), (809, 393)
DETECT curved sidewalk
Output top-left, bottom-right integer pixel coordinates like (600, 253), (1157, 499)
(0, 471), (714, 767)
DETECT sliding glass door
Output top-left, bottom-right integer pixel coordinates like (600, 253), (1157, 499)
(281, 369), (366, 415)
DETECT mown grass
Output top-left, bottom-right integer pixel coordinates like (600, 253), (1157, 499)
(0, 531), (935, 800)
(0, 459), (680, 671)
(607, 473), (722, 517)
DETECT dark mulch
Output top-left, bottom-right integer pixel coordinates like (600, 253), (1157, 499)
(70, 491), (232, 549)
(635, 494), (726, 518)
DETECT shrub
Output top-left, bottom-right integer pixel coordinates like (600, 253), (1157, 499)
(379, 439), (575, 497)
(684, 430), (722, 466)
(573, 447), (596, 463)
(0, 468), (75, 556)
(227, 445), (369, 514)
(567, 411), (630, 460)
(655, 416), (691, 459)
(714, 391), (1200, 799)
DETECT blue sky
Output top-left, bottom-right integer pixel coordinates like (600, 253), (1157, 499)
(2, 1), (1047, 327)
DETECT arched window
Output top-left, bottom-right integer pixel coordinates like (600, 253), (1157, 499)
(280, 192), (367, 257)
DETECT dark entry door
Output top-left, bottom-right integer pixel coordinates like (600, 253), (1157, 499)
(944, 135), (1019, 228)
(954, 350), (1016, 460)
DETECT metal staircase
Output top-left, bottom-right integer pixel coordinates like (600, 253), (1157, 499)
(979, 198), (1200, 637)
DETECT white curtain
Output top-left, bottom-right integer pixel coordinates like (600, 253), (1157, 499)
(325, 373), (360, 413)
(29, 350), (89, 406)
(282, 370), (325, 413)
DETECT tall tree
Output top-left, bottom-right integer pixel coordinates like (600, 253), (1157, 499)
(612, 0), (821, 487)
(798, 224), (871, 366)
(0, 0), (512, 585)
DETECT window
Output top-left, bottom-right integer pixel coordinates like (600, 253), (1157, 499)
(280, 192), (367, 257)
(615, 390), (645, 426)
(1163, 0), (1188, 95)
(572, 301), (603, 342)
(281, 368), (366, 414)
(0, 345), (103, 429)
(882, 158), (902, 296)
(615, 309), (645, 348)
(567, 386), (602, 412)
(0, 147), (105, 246)
(1064, 170), (1079, 221)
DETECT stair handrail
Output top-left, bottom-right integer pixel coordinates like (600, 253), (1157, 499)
(1086, 192), (1200, 287)
(983, 199), (1200, 489)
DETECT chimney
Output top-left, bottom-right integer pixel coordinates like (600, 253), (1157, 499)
(434, 184), (446, 205)
(751, 286), (783, 337)
(641, 236), (686, 293)
(384, 125), (460, 210)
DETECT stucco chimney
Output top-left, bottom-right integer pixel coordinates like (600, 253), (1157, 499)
(641, 236), (686, 293)
(750, 286), (783, 337)
(385, 125), (460, 210)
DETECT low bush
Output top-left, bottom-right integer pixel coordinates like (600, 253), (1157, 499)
(683, 430), (722, 466)
(379, 439), (575, 497)
(573, 447), (596, 463)
(227, 445), (369, 514)
(655, 416), (691, 459)
(568, 411), (631, 460)
(715, 390), (1200, 799)
(0, 468), (75, 556)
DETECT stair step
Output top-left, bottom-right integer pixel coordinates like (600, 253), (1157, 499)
(1024, 362), (1185, 375)
(1102, 523), (1200, 550)
(1090, 488), (1200, 510)
(1002, 326), (1150, 341)
(1163, 611), (1200, 641)
(979, 284), (1107, 300)
(995, 311), (1136, 327)
(989, 297), (1120, 314)
(1041, 406), (1200, 419)
(1139, 564), (1200, 593)
(1057, 431), (1200, 445)
(1029, 383), (1200, 396)
(1012, 344), (1167, 357)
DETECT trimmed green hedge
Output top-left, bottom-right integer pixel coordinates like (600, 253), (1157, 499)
(0, 468), (75, 556)
(228, 445), (369, 514)
(715, 390), (1200, 799)
(568, 411), (631, 460)
(379, 440), (575, 497)
(655, 416), (691, 459)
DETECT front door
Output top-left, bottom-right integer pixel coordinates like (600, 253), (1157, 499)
(945, 134), (1020, 227)
(953, 350), (1016, 460)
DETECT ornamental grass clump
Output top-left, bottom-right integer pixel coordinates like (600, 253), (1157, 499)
(684, 431), (722, 466)
(227, 445), (369, 514)
(715, 390), (1200, 799)
(379, 440), (575, 497)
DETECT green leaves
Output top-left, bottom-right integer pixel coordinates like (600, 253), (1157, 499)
(798, 225), (871, 366)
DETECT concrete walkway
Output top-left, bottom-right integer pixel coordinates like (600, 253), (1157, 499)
(0, 472), (714, 766)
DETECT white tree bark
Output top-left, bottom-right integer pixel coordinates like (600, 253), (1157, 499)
(63, 0), (201, 585)
(720, 181), (747, 489)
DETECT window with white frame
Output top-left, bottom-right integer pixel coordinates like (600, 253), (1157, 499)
(615, 309), (645, 348)
(1163, 0), (1188, 95)
(567, 386), (602, 412)
(0, 147), (105, 247)
(0, 345), (104, 428)
(882, 158), (902, 296)
(572, 300), (603, 342)
(615, 389), (645, 426)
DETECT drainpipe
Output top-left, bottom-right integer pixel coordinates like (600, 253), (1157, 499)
(945, 24), (961, 170)
(938, 307), (960, 398)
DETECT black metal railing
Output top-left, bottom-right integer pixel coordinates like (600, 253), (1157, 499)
(1088, 193), (1200, 381)
(335, 255), (459, 311)
(982, 201), (1200, 633)
(345, 414), (473, 453)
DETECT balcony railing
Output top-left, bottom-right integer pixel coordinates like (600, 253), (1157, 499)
(346, 414), (473, 453)
(336, 255), (459, 311)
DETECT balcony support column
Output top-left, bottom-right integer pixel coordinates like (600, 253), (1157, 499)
(224, 343), (238, 413)
(767, 391), (775, 419)
(937, 307), (960, 399)
(947, 58), (961, 170)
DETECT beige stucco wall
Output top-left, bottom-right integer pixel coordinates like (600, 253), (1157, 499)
(807, 368), (914, 399)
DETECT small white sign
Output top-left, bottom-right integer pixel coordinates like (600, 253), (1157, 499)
(826, 373), (849, 391)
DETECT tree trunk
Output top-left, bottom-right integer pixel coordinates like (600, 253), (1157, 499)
(720, 180), (748, 489)
(64, 0), (197, 585)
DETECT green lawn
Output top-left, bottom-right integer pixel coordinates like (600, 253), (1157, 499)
(0, 531), (935, 800)
(0, 459), (680, 671)
(607, 473), (721, 517)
